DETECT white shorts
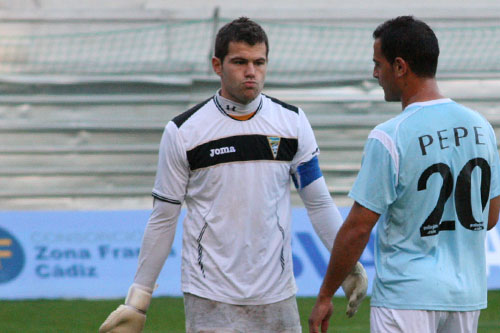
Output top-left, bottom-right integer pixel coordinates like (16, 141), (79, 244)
(183, 293), (302, 333)
(370, 306), (480, 333)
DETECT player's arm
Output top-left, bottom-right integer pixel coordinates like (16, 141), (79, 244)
(309, 202), (379, 333)
(99, 199), (181, 333)
(292, 110), (345, 251)
(295, 156), (342, 251)
(100, 121), (187, 333)
(488, 195), (500, 230)
(295, 157), (368, 318)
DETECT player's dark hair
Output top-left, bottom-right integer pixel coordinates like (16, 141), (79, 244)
(373, 16), (439, 78)
(214, 17), (269, 63)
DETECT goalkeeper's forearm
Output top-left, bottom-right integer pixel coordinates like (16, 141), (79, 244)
(299, 177), (343, 251)
(99, 199), (181, 332)
(133, 199), (180, 288)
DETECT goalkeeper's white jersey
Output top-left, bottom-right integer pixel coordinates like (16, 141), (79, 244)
(152, 93), (320, 305)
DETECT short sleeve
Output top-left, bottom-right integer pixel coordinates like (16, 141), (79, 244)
(291, 108), (320, 170)
(488, 123), (500, 199)
(152, 121), (189, 205)
(349, 136), (398, 215)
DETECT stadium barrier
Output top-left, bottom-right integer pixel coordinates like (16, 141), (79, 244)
(0, 208), (499, 299)
(0, 18), (499, 82)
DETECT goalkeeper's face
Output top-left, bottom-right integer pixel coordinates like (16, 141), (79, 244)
(213, 41), (267, 105)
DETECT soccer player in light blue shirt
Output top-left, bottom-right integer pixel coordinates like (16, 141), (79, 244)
(310, 16), (500, 333)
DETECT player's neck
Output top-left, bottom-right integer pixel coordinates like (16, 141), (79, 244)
(216, 90), (262, 116)
(401, 78), (444, 109)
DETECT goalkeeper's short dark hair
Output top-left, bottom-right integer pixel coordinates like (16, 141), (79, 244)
(373, 16), (439, 78)
(214, 17), (269, 63)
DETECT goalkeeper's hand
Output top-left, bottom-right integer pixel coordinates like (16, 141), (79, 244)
(99, 284), (153, 333)
(341, 261), (368, 318)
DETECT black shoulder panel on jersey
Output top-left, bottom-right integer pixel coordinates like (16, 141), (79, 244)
(264, 94), (299, 114)
(172, 97), (213, 128)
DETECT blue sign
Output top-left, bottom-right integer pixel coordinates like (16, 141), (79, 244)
(0, 226), (25, 284)
(0, 209), (498, 299)
(290, 208), (376, 296)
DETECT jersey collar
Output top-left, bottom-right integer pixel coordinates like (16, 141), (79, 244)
(213, 90), (263, 120)
(404, 98), (453, 111)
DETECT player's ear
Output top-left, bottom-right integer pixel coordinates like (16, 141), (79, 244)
(212, 57), (223, 77)
(393, 57), (408, 77)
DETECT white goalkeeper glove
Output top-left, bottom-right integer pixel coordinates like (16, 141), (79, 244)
(341, 261), (368, 318)
(99, 283), (154, 333)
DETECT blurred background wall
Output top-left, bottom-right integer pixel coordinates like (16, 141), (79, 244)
(1, 0), (500, 301)
(0, 0), (499, 210)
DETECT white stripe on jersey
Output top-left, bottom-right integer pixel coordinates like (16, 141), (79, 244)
(368, 129), (400, 185)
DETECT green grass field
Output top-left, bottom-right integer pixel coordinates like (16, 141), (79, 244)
(1, 291), (499, 332)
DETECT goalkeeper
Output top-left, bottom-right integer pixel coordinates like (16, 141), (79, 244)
(100, 17), (367, 333)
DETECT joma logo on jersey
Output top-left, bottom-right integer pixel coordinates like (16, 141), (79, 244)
(210, 146), (236, 157)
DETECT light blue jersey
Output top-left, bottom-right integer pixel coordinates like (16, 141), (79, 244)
(350, 99), (500, 311)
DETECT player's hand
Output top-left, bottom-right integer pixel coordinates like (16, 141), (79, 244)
(99, 305), (146, 333)
(341, 261), (368, 317)
(308, 295), (333, 333)
(99, 284), (153, 333)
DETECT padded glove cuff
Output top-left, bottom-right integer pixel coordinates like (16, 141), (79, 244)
(125, 283), (153, 313)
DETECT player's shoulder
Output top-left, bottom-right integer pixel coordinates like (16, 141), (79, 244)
(172, 96), (213, 128)
(416, 99), (489, 127)
(262, 94), (299, 114)
(371, 113), (401, 137)
(453, 101), (489, 121)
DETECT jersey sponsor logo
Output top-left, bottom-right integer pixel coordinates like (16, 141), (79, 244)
(187, 135), (298, 171)
(0, 226), (25, 284)
(209, 146), (236, 158)
(267, 137), (281, 159)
